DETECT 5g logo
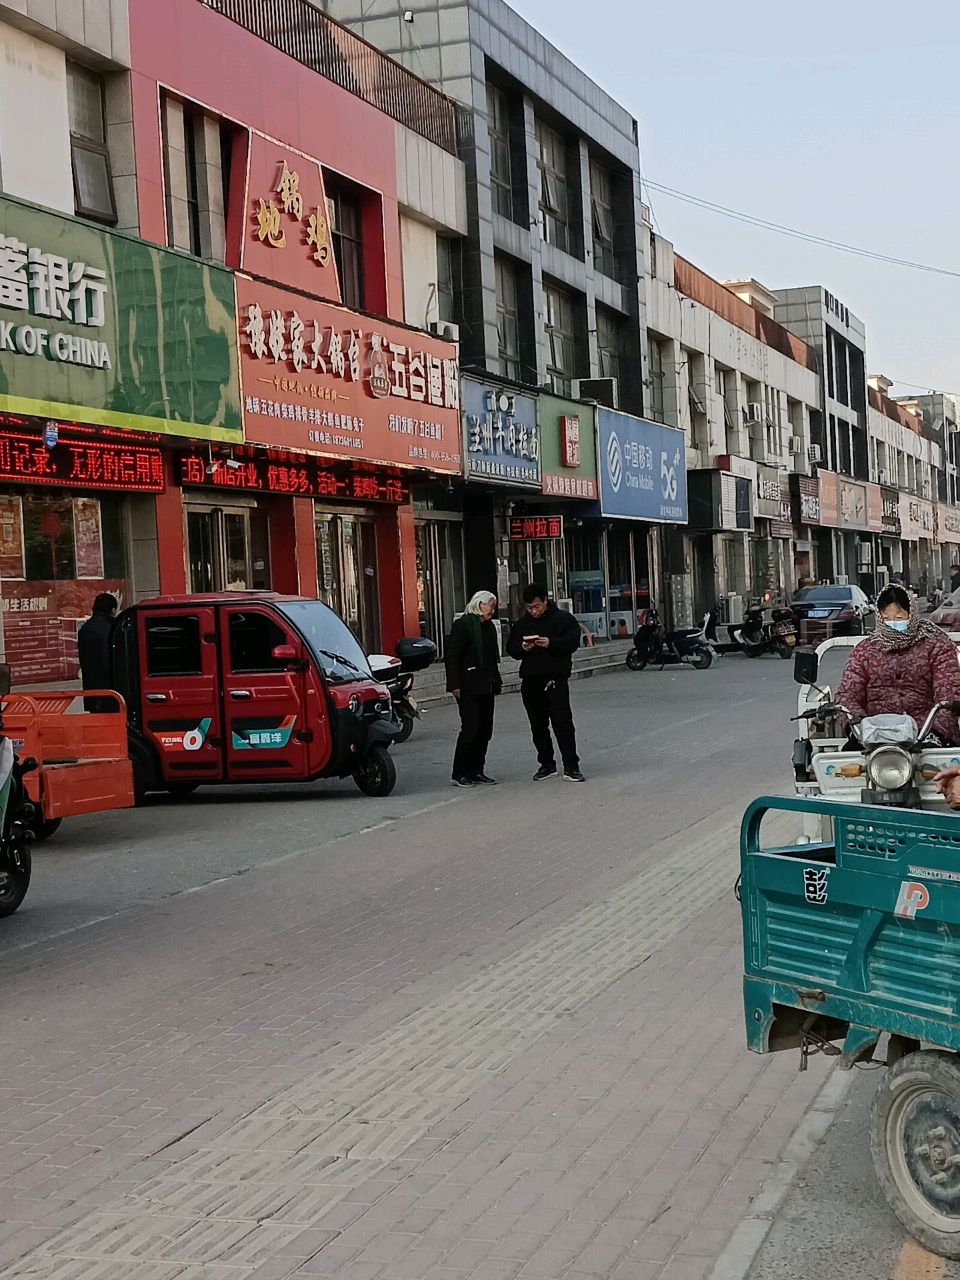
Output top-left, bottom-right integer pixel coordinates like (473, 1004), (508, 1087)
(661, 448), (680, 502)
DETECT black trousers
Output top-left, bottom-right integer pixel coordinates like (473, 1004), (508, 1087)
(521, 676), (579, 771)
(452, 692), (495, 779)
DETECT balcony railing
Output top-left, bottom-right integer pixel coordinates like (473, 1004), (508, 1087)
(200, 0), (458, 154)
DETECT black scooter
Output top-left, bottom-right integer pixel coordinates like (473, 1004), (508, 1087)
(731, 604), (797, 659)
(626, 609), (715, 671)
(368, 637), (437, 743)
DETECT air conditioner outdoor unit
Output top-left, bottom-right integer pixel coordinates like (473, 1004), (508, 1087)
(787, 436), (802, 455)
(746, 402), (763, 423)
(429, 320), (460, 343)
(573, 377), (619, 409)
(726, 593), (745, 626)
(807, 444), (822, 463)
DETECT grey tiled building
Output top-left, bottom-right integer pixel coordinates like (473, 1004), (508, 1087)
(323, 0), (648, 413)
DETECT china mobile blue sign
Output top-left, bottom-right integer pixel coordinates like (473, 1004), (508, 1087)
(461, 378), (541, 487)
(597, 409), (687, 523)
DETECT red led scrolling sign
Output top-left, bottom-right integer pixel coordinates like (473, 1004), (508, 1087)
(509, 516), (564, 541)
(0, 428), (164, 492)
(178, 450), (410, 504)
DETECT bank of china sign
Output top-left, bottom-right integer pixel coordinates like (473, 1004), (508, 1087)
(0, 237), (110, 368)
(0, 195), (241, 443)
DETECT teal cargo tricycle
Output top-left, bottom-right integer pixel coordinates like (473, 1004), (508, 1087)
(742, 794), (960, 1257)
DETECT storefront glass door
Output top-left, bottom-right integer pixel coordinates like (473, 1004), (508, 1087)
(415, 518), (466, 656)
(186, 504), (266, 593)
(314, 511), (380, 652)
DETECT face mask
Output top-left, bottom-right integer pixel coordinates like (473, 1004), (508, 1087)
(884, 619), (910, 633)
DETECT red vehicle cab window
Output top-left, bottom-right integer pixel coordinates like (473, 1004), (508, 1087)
(145, 615), (203, 677)
(228, 611), (291, 673)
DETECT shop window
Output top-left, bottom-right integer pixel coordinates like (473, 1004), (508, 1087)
(487, 82), (514, 221)
(536, 119), (571, 255)
(326, 178), (365, 310)
(145, 616), (202, 677)
(24, 497), (76, 581)
(229, 611), (289, 673)
(495, 256), (522, 381)
(590, 160), (616, 279)
(66, 62), (117, 226)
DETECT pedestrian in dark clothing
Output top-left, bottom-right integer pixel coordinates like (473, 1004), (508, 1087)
(950, 564), (960, 594)
(445, 590), (501, 786)
(78, 592), (117, 713)
(507, 584), (584, 782)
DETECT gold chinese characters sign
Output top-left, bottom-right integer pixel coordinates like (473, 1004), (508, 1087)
(238, 134), (341, 303)
(236, 276), (462, 475)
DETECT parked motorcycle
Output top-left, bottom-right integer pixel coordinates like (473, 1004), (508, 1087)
(368, 637), (437, 743)
(626, 609), (715, 671)
(731, 604), (797, 659)
(0, 664), (37, 919)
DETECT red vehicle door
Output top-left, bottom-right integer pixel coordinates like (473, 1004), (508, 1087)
(138, 607), (225, 784)
(221, 604), (311, 781)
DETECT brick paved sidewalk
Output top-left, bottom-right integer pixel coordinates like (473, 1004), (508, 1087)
(0, 786), (831, 1280)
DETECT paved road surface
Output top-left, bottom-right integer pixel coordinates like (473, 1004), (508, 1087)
(0, 653), (882, 1280)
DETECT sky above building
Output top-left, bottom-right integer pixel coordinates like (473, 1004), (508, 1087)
(513, 0), (960, 399)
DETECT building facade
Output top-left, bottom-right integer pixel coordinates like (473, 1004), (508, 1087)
(325, 0), (681, 637)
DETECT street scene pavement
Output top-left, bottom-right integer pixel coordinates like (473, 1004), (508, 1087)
(0, 656), (910, 1280)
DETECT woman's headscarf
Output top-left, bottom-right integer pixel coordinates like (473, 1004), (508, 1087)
(871, 600), (945, 652)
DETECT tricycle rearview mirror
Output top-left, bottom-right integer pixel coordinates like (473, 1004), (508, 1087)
(272, 644), (297, 662)
(794, 647), (818, 686)
(0, 663), (11, 697)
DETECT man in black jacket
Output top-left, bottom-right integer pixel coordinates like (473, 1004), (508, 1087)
(507, 583), (585, 782)
(77, 592), (117, 712)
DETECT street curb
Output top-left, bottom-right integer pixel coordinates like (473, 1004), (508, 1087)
(706, 1066), (855, 1280)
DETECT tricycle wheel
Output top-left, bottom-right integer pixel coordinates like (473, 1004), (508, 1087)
(393, 714), (415, 744)
(625, 648), (646, 671)
(353, 745), (397, 797)
(692, 648), (713, 670)
(0, 849), (31, 917)
(30, 817), (62, 843)
(870, 1049), (960, 1257)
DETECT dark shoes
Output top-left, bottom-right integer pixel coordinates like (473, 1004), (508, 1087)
(475, 773), (497, 785)
(563, 769), (586, 783)
(533, 764), (558, 781)
(452, 774), (497, 787)
(452, 776), (476, 787)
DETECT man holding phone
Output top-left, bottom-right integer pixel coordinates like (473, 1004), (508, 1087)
(507, 583), (585, 782)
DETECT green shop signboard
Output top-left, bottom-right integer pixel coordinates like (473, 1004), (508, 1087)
(539, 394), (598, 500)
(0, 195), (241, 442)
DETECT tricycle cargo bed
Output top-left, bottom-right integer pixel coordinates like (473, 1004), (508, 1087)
(742, 796), (960, 1058)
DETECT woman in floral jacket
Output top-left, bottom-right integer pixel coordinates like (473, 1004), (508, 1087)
(836, 585), (960, 745)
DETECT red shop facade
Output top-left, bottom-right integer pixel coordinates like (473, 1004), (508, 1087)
(0, 418), (165, 683)
(129, 0), (461, 651)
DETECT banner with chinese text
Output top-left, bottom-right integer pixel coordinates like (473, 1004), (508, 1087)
(0, 195), (241, 442)
(238, 133), (341, 303)
(236, 275), (461, 473)
(461, 379), (540, 487)
(539, 394), (597, 500)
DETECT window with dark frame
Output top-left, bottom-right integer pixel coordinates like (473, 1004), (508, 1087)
(648, 337), (665, 423)
(66, 62), (117, 225)
(544, 283), (578, 396)
(145, 616), (203, 677)
(182, 104), (203, 258)
(436, 236), (458, 325)
(325, 178), (365, 310)
(596, 307), (623, 385)
(590, 161), (616, 279)
(487, 83), (514, 221)
(536, 120), (570, 254)
(495, 256), (521, 382)
(228, 611), (289, 673)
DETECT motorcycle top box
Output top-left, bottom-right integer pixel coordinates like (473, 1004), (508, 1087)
(112, 593), (400, 800)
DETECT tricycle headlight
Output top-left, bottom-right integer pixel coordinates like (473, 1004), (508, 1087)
(867, 746), (914, 791)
